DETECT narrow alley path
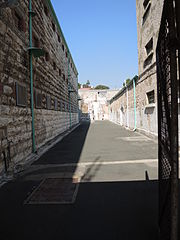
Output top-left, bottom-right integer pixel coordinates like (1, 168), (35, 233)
(0, 121), (159, 240)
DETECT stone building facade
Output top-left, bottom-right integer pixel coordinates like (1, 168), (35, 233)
(79, 89), (118, 121)
(109, 0), (164, 137)
(0, 0), (79, 174)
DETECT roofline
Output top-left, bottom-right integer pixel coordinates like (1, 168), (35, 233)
(78, 89), (119, 92)
(109, 75), (138, 104)
(45, 0), (78, 75)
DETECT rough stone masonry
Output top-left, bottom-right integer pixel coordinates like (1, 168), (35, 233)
(0, 0), (79, 175)
(109, 0), (164, 138)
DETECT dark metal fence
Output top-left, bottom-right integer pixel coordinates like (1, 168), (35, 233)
(156, 0), (179, 239)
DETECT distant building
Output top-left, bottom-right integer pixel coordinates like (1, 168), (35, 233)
(79, 89), (118, 121)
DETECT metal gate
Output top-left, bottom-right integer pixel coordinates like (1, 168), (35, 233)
(156, 0), (180, 239)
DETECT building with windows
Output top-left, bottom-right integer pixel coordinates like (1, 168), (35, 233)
(0, 0), (79, 175)
(79, 89), (118, 121)
(109, 0), (164, 137)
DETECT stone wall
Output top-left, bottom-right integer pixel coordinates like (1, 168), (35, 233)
(0, 0), (79, 174)
(109, 0), (164, 137)
(109, 76), (158, 137)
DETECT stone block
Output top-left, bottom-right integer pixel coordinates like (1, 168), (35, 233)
(3, 85), (13, 96)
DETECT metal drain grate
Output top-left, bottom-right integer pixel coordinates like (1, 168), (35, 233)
(25, 178), (79, 205)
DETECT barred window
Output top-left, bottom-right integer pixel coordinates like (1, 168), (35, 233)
(145, 38), (153, 55)
(54, 98), (58, 111)
(142, 2), (151, 25)
(16, 82), (27, 107)
(57, 34), (61, 43)
(52, 22), (55, 32)
(60, 101), (62, 111)
(53, 62), (56, 70)
(45, 52), (50, 62)
(14, 11), (24, 32)
(147, 90), (155, 104)
(44, 4), (48, 16)
(46, 95), (51, 110)
(33, 35), (40, 48)
(35, 90), (42, 109)
(143, 0), (150, 9)
(143, 53), (153, 69)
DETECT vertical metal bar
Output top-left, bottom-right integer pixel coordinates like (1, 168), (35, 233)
(68, 52), (72, 128)
(29, 0), (36, 152)
(76, 76), (79, 122)
(126, 83), (129, 128)
(169, 1), (179, 239)
(133, 78), (137, 130)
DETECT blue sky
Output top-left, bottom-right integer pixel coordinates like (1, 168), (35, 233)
(51, 0), (138, 89)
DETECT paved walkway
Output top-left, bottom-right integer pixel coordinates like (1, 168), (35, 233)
(0, 121), (159, 240)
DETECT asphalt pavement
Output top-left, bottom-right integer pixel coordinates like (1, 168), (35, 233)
(0, 120), (159, 240)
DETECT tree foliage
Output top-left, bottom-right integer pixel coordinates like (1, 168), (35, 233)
(82, 80), (91, 88)
(94, 85), (110, 90)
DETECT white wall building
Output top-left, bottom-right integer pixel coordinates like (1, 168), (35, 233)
(78, 89), (118, 121)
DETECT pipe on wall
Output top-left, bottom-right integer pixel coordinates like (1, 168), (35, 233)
(133, 77), (137, 131)
(68, 51), (72, 128)
(29, 0), (36, 153)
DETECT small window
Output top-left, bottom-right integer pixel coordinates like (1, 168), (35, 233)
(45, 52), (50, 62)
(143, 53), (153, 69)
(14, 11), (24, 32)
(16, 82), (27, 107)
(62, 44), (65, 52)
(59, 101), (62, 111)
(66, 51), (68, 58)
(143, 0), (150, 9)
(147, 90), (155, 104)
(60, 101), (64, 111)
(63, 74), (65, 81)
(44, 4), (48, 16)
(142, 2), (151, 25)
(0, 83), (3, 95)
(59, 69), (62, 76)
(52, 22), (55, 32)
(53, 62), (56, 70)
(33, 35), (40, 48)
(46, 95), (51, 110)
(145, 38), (153, 55)
(54, 98), (58, 111)
(57, 34), (61, 43)
(35, 90), (42, 109)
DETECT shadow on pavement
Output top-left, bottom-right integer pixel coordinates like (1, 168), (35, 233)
(0, 179), (159, 240)
(33, 121), (90, 165)
(0, 121), (161, 240)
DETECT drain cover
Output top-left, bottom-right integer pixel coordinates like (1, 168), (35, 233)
(25, 178), (79, 204)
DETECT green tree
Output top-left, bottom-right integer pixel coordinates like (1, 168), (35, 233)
(78, 83), (81, 89)
(86, 80), (90, 86)
(83, 80), (91, 88)
(94, 85), (110, 90)
(123, 78), (131, 87)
